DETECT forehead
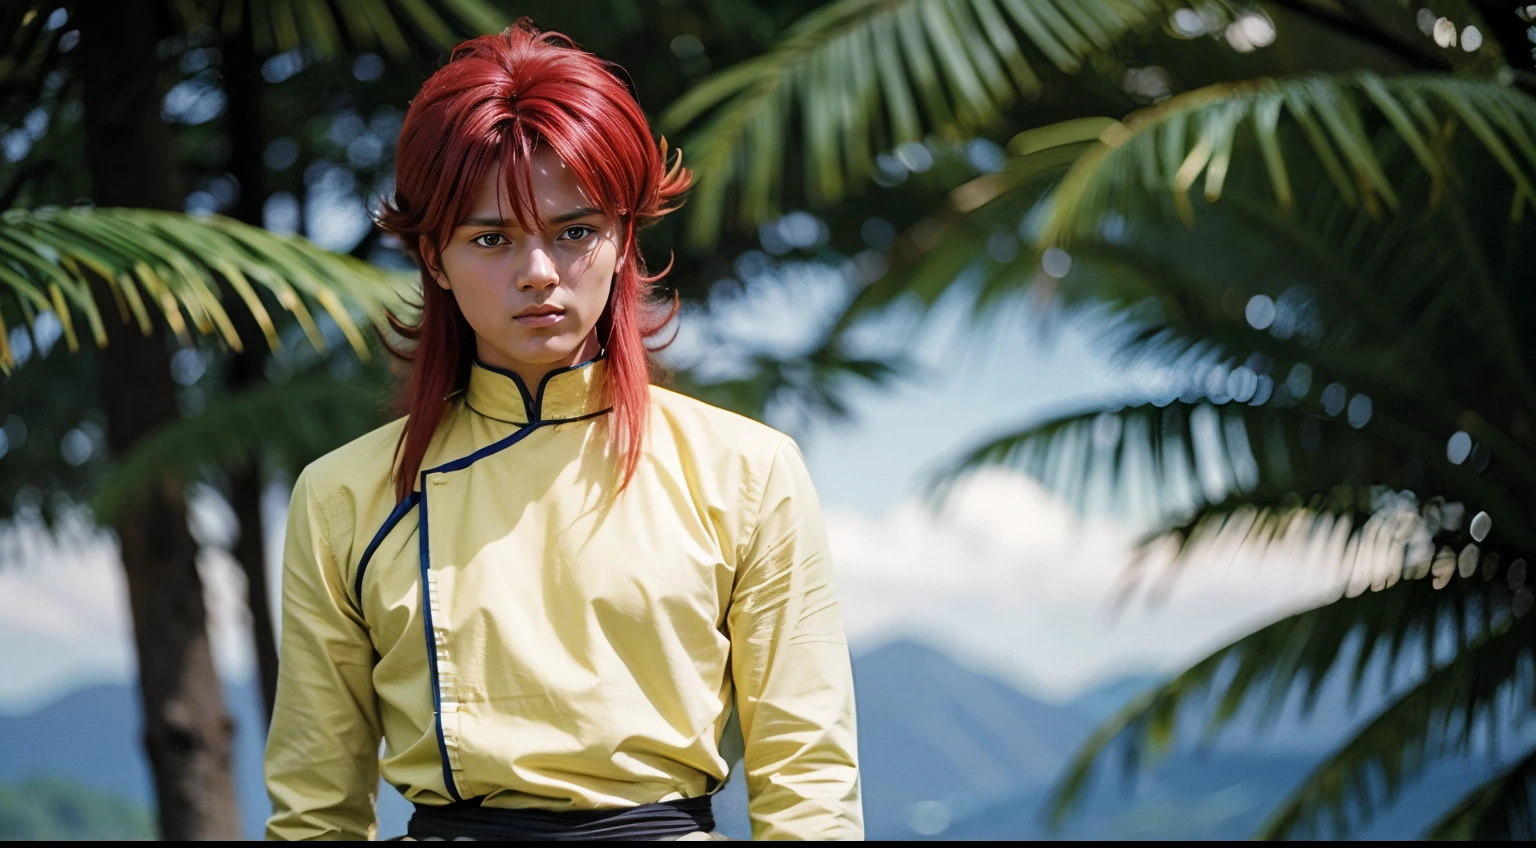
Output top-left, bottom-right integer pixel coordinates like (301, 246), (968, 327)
(463, 146), (593, 223)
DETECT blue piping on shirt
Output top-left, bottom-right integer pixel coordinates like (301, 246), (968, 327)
(353, 491), (420, 604)
(413, 407), (609, 803)
(351, 355), (613, 805)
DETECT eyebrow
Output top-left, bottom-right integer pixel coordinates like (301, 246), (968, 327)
(458, 206), (604, 229)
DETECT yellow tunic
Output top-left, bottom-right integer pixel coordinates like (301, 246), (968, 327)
(263, 357), (862, 840)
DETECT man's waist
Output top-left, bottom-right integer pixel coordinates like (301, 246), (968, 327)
(405, 794), (716, 841)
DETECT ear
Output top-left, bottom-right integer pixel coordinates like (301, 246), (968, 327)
(419, 237), (450, 290)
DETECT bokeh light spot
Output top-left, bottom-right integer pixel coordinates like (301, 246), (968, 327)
(1347, 393), (1372, 428)
(1470, 510), (1492, 542)
(1041, 247), (1072, 278)
(1171, 8), (1205, 37)
(1320, 383), (1346, 416)
(1447, 430), (1472, 464)
(1245, 294), (1275, 330)
(1433, 17), (1457, 48)
(1285, 363), (1312, 398)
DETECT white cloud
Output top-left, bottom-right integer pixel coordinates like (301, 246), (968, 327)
(829, 469), (1345, 699)
(0, 509), (256, 712)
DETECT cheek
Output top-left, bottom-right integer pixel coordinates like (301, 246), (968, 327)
(570, 242), (619, 311)
(440, 252), (501, 303)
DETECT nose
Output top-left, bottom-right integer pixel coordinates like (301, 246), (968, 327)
(515, 247), (559, 291)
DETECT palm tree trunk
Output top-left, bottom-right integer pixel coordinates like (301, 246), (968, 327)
(77, 0), (241, 839)
(222, 9), (281, 725)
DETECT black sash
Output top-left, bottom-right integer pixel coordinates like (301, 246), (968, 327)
(406, 795), (715, 841)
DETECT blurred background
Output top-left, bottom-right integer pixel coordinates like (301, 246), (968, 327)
(2, 0), (1535, 840)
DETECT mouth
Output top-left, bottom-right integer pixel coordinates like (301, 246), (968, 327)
(514, 305), (565, 328)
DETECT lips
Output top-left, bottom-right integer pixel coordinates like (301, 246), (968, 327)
(515, 305), (565, 328)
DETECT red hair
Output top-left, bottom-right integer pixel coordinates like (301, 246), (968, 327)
(377, 19), (691, 503)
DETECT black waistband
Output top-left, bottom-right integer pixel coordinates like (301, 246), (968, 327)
(406, 795), (715, 841)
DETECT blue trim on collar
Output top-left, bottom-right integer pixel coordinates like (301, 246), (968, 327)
(470, 353), (605, 424)
(470, 359), (537, 421)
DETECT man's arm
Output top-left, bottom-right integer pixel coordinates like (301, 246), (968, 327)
(264, 470), (383, 840)
(729, 436), (863, 841)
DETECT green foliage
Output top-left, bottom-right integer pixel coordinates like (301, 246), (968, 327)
(1038, 73), (1536, 245)
(685, 0), (1536, 838)
(91, 367), (394, 524)
(1428, 747), (1536, 840)
(0, 775), (153, 840)
(0, 207), (411, 369)
(1015, 75), (1536, 836)
(1050, 570), (1532, 839)
(660, 0), (1195, 247)
(166, 0), (507, 59)
(669, 337), (907, 424)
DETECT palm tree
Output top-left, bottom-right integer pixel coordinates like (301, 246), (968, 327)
(669, 0), (1536, 838)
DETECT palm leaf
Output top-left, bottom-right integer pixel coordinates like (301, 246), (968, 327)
(1427, 746), (1536, 840)
(857, 73), (1536, 325)
(659, 0), (1188, 247)
(1048, 572), (1524, 832)
(168, 0), (506, 60)
(90, 370), (391, 524)
(1255, 608), (1536, 839)
(0, 207), (411, 371)
(836, 116), (1117, 322)
(1040, 73), (1536, 244)
(934, 399), (1536, 551)
(670, 338), (907, 424)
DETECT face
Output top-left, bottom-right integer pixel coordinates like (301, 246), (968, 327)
(430, 146), (619, 383)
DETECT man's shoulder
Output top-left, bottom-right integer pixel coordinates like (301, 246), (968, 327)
(649, 385), (789, 460)
(298, 415), (408, 500)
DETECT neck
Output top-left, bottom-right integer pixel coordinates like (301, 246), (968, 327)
(475, 332), (601, 389)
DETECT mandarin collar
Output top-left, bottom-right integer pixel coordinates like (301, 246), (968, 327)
(465, 356), (609, 425)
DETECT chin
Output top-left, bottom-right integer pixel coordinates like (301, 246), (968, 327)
(498, 334), (593, 367)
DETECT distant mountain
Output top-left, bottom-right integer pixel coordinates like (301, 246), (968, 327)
(0, 775), (153, 839)
(1063, 673), (1162, 724)
(0, 680), (273, 838)
(0, 637), (1520, 840)
(851, 640), (1096, 838)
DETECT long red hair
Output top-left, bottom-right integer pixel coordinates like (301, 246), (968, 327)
(377, 19), (691, 503)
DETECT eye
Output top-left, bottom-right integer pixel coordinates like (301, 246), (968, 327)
(559, 225), (595, 242)
(471, 233), (509, 248)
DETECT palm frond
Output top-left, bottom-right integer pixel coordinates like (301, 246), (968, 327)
(856, 73), (1536, 323)
(837, 116), (1116, 322)
(669, 339), (907, 424)
(0, 5), (65, 87)
(1256, 609), (1536, 839)
(1427, 745), (1536, 840)
(659, 0), (1187, 247)
(933, 398), (1536, 550)
(1041, 73), (1536, 244)
(0, 207), (411, 370)
(1047, 572), (1522, 831)
(168, 0), (506, 60)
(90, 370), (391, 524)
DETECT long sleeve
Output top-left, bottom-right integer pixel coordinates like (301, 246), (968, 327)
(265, 470), (383, 840)
(729, 437), (863, 841)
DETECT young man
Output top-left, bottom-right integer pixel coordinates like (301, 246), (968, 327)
(263, 20), (863, 841)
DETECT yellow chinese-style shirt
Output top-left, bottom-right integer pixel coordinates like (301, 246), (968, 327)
(263, 357), (862, 841)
